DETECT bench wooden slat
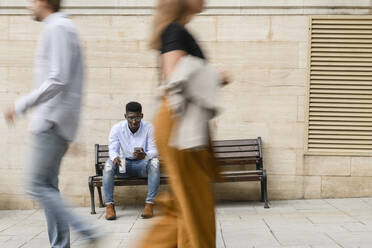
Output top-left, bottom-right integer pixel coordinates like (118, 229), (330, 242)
(99, 151), (259, 162)
(92, 171), (262, 183)
(214, 146), (258, 153)
(218, 159), (258, 166)
(213, 139), (258, 147)
(92, 176), (263, 185)
(92, 176), (168, 180)
(98, 146), (259, 157)
(222, 175), (262, 182)
(97, 159), (258, 167)
(221, 170), (262, 176)
(92, 173), (262, 185)
(216, 151), (259, 159)
(92, 176), (168, 187)
(92, 171), (263, 181)
(98, 157), (259, 165)
(98, 141), (258, 151)
(99, 158), (259, 165)
(98, 145), (108, 150)
(98, 157), (109, 163)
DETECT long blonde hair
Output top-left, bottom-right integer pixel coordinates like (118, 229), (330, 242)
(149, 0), (191, 50)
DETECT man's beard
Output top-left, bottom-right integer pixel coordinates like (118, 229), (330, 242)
(129, 124), (140, 132)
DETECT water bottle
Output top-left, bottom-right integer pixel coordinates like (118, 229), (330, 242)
(119, 157), (126, 173)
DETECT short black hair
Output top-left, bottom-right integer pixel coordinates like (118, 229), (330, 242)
(126, 101), (142, 113)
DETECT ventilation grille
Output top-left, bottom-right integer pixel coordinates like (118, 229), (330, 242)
(307, 16), (372, 154)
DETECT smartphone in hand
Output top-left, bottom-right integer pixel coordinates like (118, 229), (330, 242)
(134, 147), (145, 160)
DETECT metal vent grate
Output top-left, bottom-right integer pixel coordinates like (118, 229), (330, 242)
(307, 16), (372, 154)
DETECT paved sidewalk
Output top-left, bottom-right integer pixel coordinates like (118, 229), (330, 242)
(1, 198), (372, 248)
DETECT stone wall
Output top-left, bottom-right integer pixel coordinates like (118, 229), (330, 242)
(0, 0), (372, 209)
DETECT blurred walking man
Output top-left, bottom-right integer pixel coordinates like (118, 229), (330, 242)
(4, 0), (98, 247)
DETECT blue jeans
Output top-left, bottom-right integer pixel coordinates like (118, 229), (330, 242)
(26, 129), (94, 248)
(103, 158), (160, 204)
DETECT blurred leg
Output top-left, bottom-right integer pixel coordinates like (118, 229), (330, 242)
(137, 192), (178, 248)
(27, 130), (94, 248)
(138, 151), (216, 248)
(174, 150), (216, 248)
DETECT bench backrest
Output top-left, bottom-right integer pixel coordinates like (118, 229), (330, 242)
(94, 137), (263, 176)
(95, 145), (109, 176)
(213, 138), (263, 170)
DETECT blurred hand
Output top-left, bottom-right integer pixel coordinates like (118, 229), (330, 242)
(113, 157), (121, 167)
(4, 105), (16, 125)
(219, 69), (231, 86)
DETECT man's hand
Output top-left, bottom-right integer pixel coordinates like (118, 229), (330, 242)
(4, 105), (16, 125)
(133, 148), (146, 160)
(113, 157), (121, 166)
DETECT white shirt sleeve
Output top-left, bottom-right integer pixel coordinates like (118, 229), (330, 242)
(15, 25), (72, 115)
(109, 125), (121, 161)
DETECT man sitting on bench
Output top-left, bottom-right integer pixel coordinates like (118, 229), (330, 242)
(103, 101), (160, 220)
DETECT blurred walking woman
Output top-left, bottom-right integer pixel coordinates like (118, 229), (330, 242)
(138, 0), (229, 247)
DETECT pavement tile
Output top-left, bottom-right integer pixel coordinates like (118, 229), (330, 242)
(223, 229), (280, 248)
(327, 231), (372, 247)
(220, 216), (267, 229)
(326, 198), (372, 210)
(0, 224), (42, 237)
(341, 222), (372, 232)
(291, 199), (335, 211)
(273, 232), (337, 246)
(72, 236), (123, 248)
(306, 215), (359, 224)
(21, 238), (51, 248)
(0, 236), (30, 248)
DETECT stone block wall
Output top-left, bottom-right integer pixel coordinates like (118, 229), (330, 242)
(0, 0), (372, 209)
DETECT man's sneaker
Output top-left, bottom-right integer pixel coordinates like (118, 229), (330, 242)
(105, 204), (116, 220)
(141, 203), (154, 219)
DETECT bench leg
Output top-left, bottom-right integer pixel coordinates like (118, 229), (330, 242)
(97, 186), (105, 208)
(261, 170), (270, 209)
(88, 177), (96, 214)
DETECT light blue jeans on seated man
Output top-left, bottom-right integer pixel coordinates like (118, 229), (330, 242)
(103, 157), (160, 205)
(27, 129), (95, 248)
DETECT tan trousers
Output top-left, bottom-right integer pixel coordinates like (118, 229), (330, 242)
(138, 100), (219, 248)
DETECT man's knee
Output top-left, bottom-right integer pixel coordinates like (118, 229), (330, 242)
(26, 179), (46, 200)
(26, 183), (38, 198)
(103, 159), (116, 175)
(148, 158), (160, 172)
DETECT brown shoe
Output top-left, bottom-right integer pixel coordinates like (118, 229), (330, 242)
(141, 203), (154, 219)
(105, 204), (116, 220)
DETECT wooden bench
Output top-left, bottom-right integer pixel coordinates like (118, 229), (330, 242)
(88, 137), (269, 214)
